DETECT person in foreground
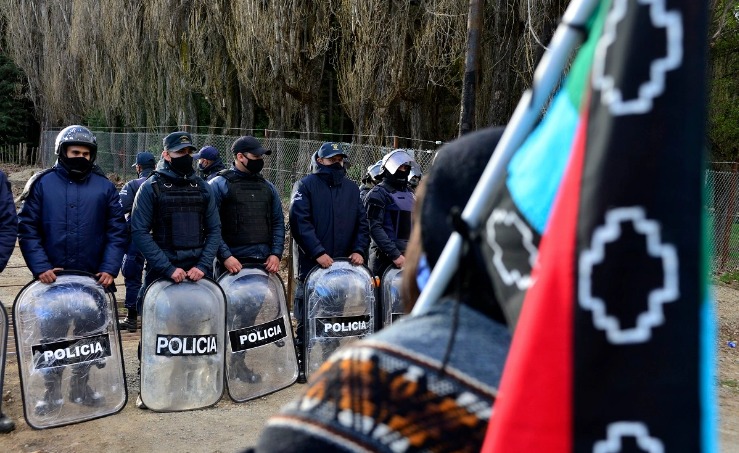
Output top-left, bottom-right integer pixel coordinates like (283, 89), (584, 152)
(247, 127), (512, 452)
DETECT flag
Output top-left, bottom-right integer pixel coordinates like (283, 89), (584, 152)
(481, 0), (715, 451)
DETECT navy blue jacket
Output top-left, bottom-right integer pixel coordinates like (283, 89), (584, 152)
(364, 180), (415, 260)
(0, 171), (17, 272)
(289, 165), (369, 279)
(119, 168), (154, 255)
(130, 162), (221, 277)
(17, 163), (127, 277)
(209, 166), (285, 262)
(200, 159), (227, 181)
(119, 168), (154, 217)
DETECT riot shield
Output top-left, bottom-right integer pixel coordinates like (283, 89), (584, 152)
(13, 272), (127, 429)
(381, 267), (405, 327)
(304, 259), (375, 378)
(140, 277), (225, 412)
(218, 266), (297, 402)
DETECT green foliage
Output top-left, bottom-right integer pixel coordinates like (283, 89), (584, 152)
(708, 1), (739, 161)
(718, 269), (739, 284)
(0, 52), (30, 144)
(83, 110), (109, 129)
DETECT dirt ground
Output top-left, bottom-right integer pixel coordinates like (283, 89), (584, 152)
(0, 165), (737, 452)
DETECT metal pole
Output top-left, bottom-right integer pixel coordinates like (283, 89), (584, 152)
(412, 0), (600, 316)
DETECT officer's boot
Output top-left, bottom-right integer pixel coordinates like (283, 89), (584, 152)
(229, 354), (262, 383)
(295, 337), (307, 384)
(34, 369), (63, 416)
(0, 412), (15, 433)
(119, 308), (138, 333)
(68, 366), (105, 407)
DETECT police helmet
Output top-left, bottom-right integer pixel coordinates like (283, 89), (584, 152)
(363, 161), (383, 183)
(54, 125), (98, 162)
(381, 149), (420, 176)
(409, 166), (422, 188)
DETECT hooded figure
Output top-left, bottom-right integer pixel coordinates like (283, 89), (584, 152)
(249, 127), (512, 452)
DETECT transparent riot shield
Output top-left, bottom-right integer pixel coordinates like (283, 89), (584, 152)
(140, 277), (225, 412)
(218, 266), (297, 402)
(304, 259), (375, 379)
(13, 272), (127, 429)
(381, 267), (405, 327)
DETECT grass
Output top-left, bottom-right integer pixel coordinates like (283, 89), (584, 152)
(721, 379), (739, 389)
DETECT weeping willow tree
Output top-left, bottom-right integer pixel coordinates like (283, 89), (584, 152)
(333, 1), (413, 145)
(1, 0), (574, 145)
(477, 0), (568, 127)
(1, 1), (80, 126)
(403, 1), (468, 144)
(708, 0), (739, 162)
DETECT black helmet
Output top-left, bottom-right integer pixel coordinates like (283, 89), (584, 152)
(55, 125), (98, 162)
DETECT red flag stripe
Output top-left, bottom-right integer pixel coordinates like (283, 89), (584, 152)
(482, 108), (590, 452)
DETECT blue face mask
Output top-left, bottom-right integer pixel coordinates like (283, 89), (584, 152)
(416, 253), (431, 292)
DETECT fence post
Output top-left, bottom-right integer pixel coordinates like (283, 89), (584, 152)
(720, 163), (739, 270)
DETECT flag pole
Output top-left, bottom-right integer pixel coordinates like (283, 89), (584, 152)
(411, 0), (600, 317)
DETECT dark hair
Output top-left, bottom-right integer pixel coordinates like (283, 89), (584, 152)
(401, 126), (508, 324)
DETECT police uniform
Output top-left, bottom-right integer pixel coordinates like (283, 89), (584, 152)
(289, 142), (370, 382)
(130, 154), (221, 309)
(364, 150), (418, 278)
(118, 151), (156, 332)
(17, 125), (127, 416)
(129, 132), (221, 410)
(209, 136), (285, 383)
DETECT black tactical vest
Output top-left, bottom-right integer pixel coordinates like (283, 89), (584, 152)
(219, 171), (273, 246)
(152, 175), (207, 250)
(386, 185), (414, 242)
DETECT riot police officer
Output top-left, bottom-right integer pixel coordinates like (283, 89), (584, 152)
(194, 145), (226, 181)
(17, 125), (127, 415)
(0, 170), (16, 432)
(359, 160), (382, 202)
(129, 131), (221, 409)
(118, 151), (156, 333)
(363, 149), (419, 278)
(289, 142), (370, 383)
(209, 135), (285, 382)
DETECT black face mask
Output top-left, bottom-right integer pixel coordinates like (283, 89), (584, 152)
(169, 155), (194, 176)
(328, 162), (344, 171)
(393, 169), (410, 181)
(60, 155), (93, 180)
(245, 157), (264, 174)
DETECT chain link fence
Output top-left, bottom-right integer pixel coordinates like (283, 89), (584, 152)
(39, 130), (438, 208)
(706, 165), (739, 274)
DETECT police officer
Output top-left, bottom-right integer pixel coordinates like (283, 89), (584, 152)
(17, 125), (127, 415)
(0, 170), (16, 432)
(129, 131), (221, 409)
(363, 149), (419, 278)
(359, 160), (382, 202)
(194, 145), (226, 181)
(118, 151), (156, 333)
(289, 142), (370, 383)
(209, 136), (285, 383)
